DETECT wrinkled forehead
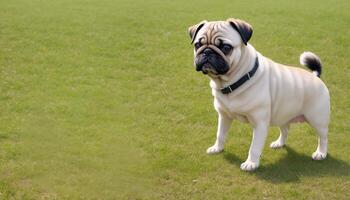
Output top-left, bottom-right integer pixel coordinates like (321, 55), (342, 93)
(195, 21), (242, 46)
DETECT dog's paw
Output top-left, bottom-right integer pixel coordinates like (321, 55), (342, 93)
(270, 140), (285, 149)
(206, 145), (223, 155)
(312, 151), (327, 160)
(240, 160), (259, 171)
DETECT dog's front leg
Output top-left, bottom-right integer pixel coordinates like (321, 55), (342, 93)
(241, 122), (269, 171)
(207, 114), (232, 154)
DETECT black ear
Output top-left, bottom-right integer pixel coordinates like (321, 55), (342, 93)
(227, 18), (253, 45)
(188, 20), (207, 44)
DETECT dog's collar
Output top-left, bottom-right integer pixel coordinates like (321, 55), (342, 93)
(221, 56), (259, 94)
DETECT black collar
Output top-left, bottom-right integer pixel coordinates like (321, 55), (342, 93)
(221, 56), (259, 94)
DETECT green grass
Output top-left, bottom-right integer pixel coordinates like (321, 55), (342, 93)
(0, 0), (349, 199)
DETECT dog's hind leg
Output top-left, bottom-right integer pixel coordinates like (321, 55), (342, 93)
(304, 101), (330, 160)
(270, 124), (289, 149)
(309, 122), (328, 160)
(310, 125), (328, 160)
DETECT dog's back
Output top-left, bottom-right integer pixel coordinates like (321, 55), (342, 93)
(266, 52), (329, 127)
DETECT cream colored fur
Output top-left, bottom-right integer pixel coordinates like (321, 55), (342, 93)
(191, 20), (330, 171)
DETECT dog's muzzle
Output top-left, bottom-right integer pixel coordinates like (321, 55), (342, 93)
(195, 48), (229, 75)
(196, 48), (213, 73)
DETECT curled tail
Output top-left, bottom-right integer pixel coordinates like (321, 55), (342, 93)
(299, 52), (322, 77)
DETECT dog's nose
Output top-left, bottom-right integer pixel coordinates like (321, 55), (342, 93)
(203, 48), (213, 56)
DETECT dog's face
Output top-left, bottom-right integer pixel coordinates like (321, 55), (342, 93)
(188, 19), (253, 76)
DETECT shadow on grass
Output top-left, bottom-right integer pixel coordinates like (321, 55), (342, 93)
(223, 146), (350, 183)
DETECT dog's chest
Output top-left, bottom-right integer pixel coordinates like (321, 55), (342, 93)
(232, 113), (249, 123)
(213, 95), (250, 123)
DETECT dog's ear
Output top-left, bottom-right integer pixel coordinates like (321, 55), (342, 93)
(227, 18), (253, 45)
(188, 20), (207, 44)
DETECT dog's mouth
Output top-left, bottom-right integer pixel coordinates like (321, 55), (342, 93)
(196, 57), (229, 75)
(198, 62), (217, 75)
(195, 48), (229, 75)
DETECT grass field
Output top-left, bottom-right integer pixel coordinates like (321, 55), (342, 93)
(0, 0), (349, 199)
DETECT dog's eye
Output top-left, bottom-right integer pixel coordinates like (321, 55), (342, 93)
(194, 42), (202, 50)
(221, 44), (233, 54)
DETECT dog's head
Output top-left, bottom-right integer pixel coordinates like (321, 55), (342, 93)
(188, 18), (253, 76)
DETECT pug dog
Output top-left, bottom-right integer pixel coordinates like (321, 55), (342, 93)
(188, 18), (330, 171)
